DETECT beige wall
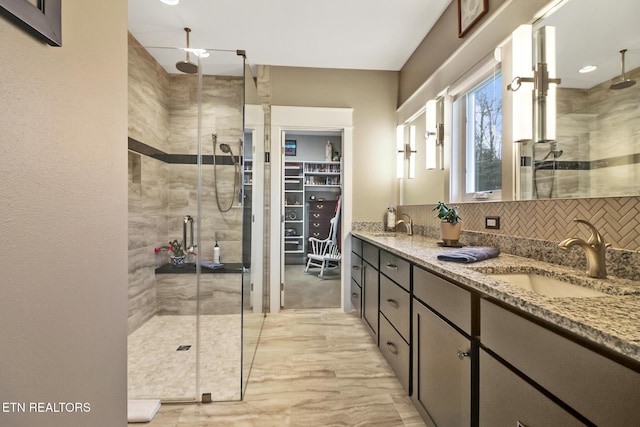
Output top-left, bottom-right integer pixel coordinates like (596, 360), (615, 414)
(270, 66), (399, 221)
(0, 1), (128, 426)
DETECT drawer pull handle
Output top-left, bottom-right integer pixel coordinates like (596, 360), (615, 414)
(517, 422), (528, 427)
(386, 341), (398, 355)
(457, 350), (470, 360)
(352, 265), (360, 271)
(317, 204), (324, 209)
(351, 292), (359, 299)
(386, 263), (398, 271)
(386, 298), (399, 309)
(313, 213), (320, 218)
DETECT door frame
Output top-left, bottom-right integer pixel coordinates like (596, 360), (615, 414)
(269, 106), (354, 313)
(245, 104), (264, 313)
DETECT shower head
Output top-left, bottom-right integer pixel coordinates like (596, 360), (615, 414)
(611, 49), (636, 90)
(176, 28), (198, 74)
(219, 143), (232, 154)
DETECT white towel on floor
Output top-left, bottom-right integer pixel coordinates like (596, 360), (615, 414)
(128, 399), (161, 423)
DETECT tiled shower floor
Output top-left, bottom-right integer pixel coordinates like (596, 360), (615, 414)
(127, 314), (242, 402)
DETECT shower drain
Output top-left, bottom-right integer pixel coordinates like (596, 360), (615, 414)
(176, 345), (191, 351)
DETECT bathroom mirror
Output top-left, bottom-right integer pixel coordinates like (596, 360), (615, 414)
(401, 0), (640, 204)
(518, 0), (640, 199)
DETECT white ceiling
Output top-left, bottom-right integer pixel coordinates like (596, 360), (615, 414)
(129, 0), (640, 90)
(128, 0), (452, 75)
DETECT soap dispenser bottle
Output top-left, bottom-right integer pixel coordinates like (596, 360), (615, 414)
(386, 206), (396, 232)
(213, 241), (220, 263)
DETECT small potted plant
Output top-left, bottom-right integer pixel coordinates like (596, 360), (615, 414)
(155, 239), (186, 266)
(433, 201), (462, 244)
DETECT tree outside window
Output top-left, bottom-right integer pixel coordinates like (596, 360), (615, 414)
(465, 72), (502, 193)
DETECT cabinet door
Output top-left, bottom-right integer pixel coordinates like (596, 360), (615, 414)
(413, 299), (471, 427)
(362, 261), (379, 341)
(480, 349), (585, 427)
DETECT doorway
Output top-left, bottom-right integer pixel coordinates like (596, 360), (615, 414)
(282, 131), (342, 309)
(269, 106), (354, 313)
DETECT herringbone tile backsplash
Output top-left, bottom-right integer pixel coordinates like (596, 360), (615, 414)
(400, 197), (640, 251)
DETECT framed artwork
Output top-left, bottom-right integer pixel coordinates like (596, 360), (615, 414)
(458, 0), (488, 38)
(285, 140), (297, 156)
(0, 0), (62, 46)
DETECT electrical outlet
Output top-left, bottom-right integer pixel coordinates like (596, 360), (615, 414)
(485, 216), (500, 229)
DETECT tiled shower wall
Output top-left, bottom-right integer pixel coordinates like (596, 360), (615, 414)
(127, 34), (244, 333)
(393, 197), (640, 280)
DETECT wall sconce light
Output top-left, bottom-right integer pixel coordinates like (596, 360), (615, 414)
(425, 99), (444, 170)
(508, 24), (560, 144)
(396, 125), (417, 179)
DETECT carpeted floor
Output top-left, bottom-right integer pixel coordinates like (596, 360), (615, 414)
(283, 264), (341, 309)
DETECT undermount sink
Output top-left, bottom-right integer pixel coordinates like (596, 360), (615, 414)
(487, 273), (608, 298)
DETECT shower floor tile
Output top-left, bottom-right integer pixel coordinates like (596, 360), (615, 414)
(128, 314), (241, 401)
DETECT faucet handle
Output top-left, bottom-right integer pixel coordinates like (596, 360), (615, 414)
(573, 219), (606, 246)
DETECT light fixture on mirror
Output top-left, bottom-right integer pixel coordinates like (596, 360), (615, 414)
(508, 24), (561, 144)
(425, 99), (444, 170)
(396, 125), (417, 179)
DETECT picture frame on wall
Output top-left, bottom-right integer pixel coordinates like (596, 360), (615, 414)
(0, 0), (62, 46)
(458, 0), (488, 38)
(285, 140), (297, 156)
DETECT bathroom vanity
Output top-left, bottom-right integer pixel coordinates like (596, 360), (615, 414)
(351, 232), (640, 426)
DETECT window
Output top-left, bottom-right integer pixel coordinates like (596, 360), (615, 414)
(452, 70), (502, 201)
(466, 71), (502, 193)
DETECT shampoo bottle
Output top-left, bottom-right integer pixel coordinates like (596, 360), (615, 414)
(213, 241), (220, 263)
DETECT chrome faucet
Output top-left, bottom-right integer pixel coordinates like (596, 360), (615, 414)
(558, 219), (610, 278)
(396, 213), (413, 236)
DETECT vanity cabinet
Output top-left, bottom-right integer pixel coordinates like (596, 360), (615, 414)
(479, 348), (584, 426)
(481, 299), (640, 426)
(378, 251), (411, 393)
(412, 266), (474, 427)
(362, 241), (379, 341)
(350, 237), (363, 316)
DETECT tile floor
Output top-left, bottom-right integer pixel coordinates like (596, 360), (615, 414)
(128, 314), (242, 402)
(130, 309), (425, 426)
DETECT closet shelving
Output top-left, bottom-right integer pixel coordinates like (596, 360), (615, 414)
(283, 161), (342, 257)
(284, 162), (305, 254)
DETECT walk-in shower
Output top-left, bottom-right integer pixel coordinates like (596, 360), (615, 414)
(127, 42), (264, 405)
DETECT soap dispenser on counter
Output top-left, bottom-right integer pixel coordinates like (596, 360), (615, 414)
(385, 206), (397, 232)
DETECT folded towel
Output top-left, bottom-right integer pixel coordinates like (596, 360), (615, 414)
(200, 260), (224, 269)
(437, 246), (500, 263)
(128, 399), (161, 423)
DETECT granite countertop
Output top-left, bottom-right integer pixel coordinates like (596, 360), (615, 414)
(353, 231), (640, 363)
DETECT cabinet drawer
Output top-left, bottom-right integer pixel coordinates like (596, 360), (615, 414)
(350, 280), (362, 317)
(362, 241), (378, 269)
(481, 299), (640, 426)
(350, 253), (362, 286)
(309, 201), (336, 212)
(480, 349), (584, 427)
(413, 266), (471, 335)
(380, 315), (410, 393)
(379, 275), (410, 341)
(379, 250), (410, 291)
(308, 211), (332, 220)
(352, 237), (362, 257)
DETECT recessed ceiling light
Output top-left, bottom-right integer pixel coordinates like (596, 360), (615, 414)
(578, 65), (598, 74)
(160, 0), (179, 5)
